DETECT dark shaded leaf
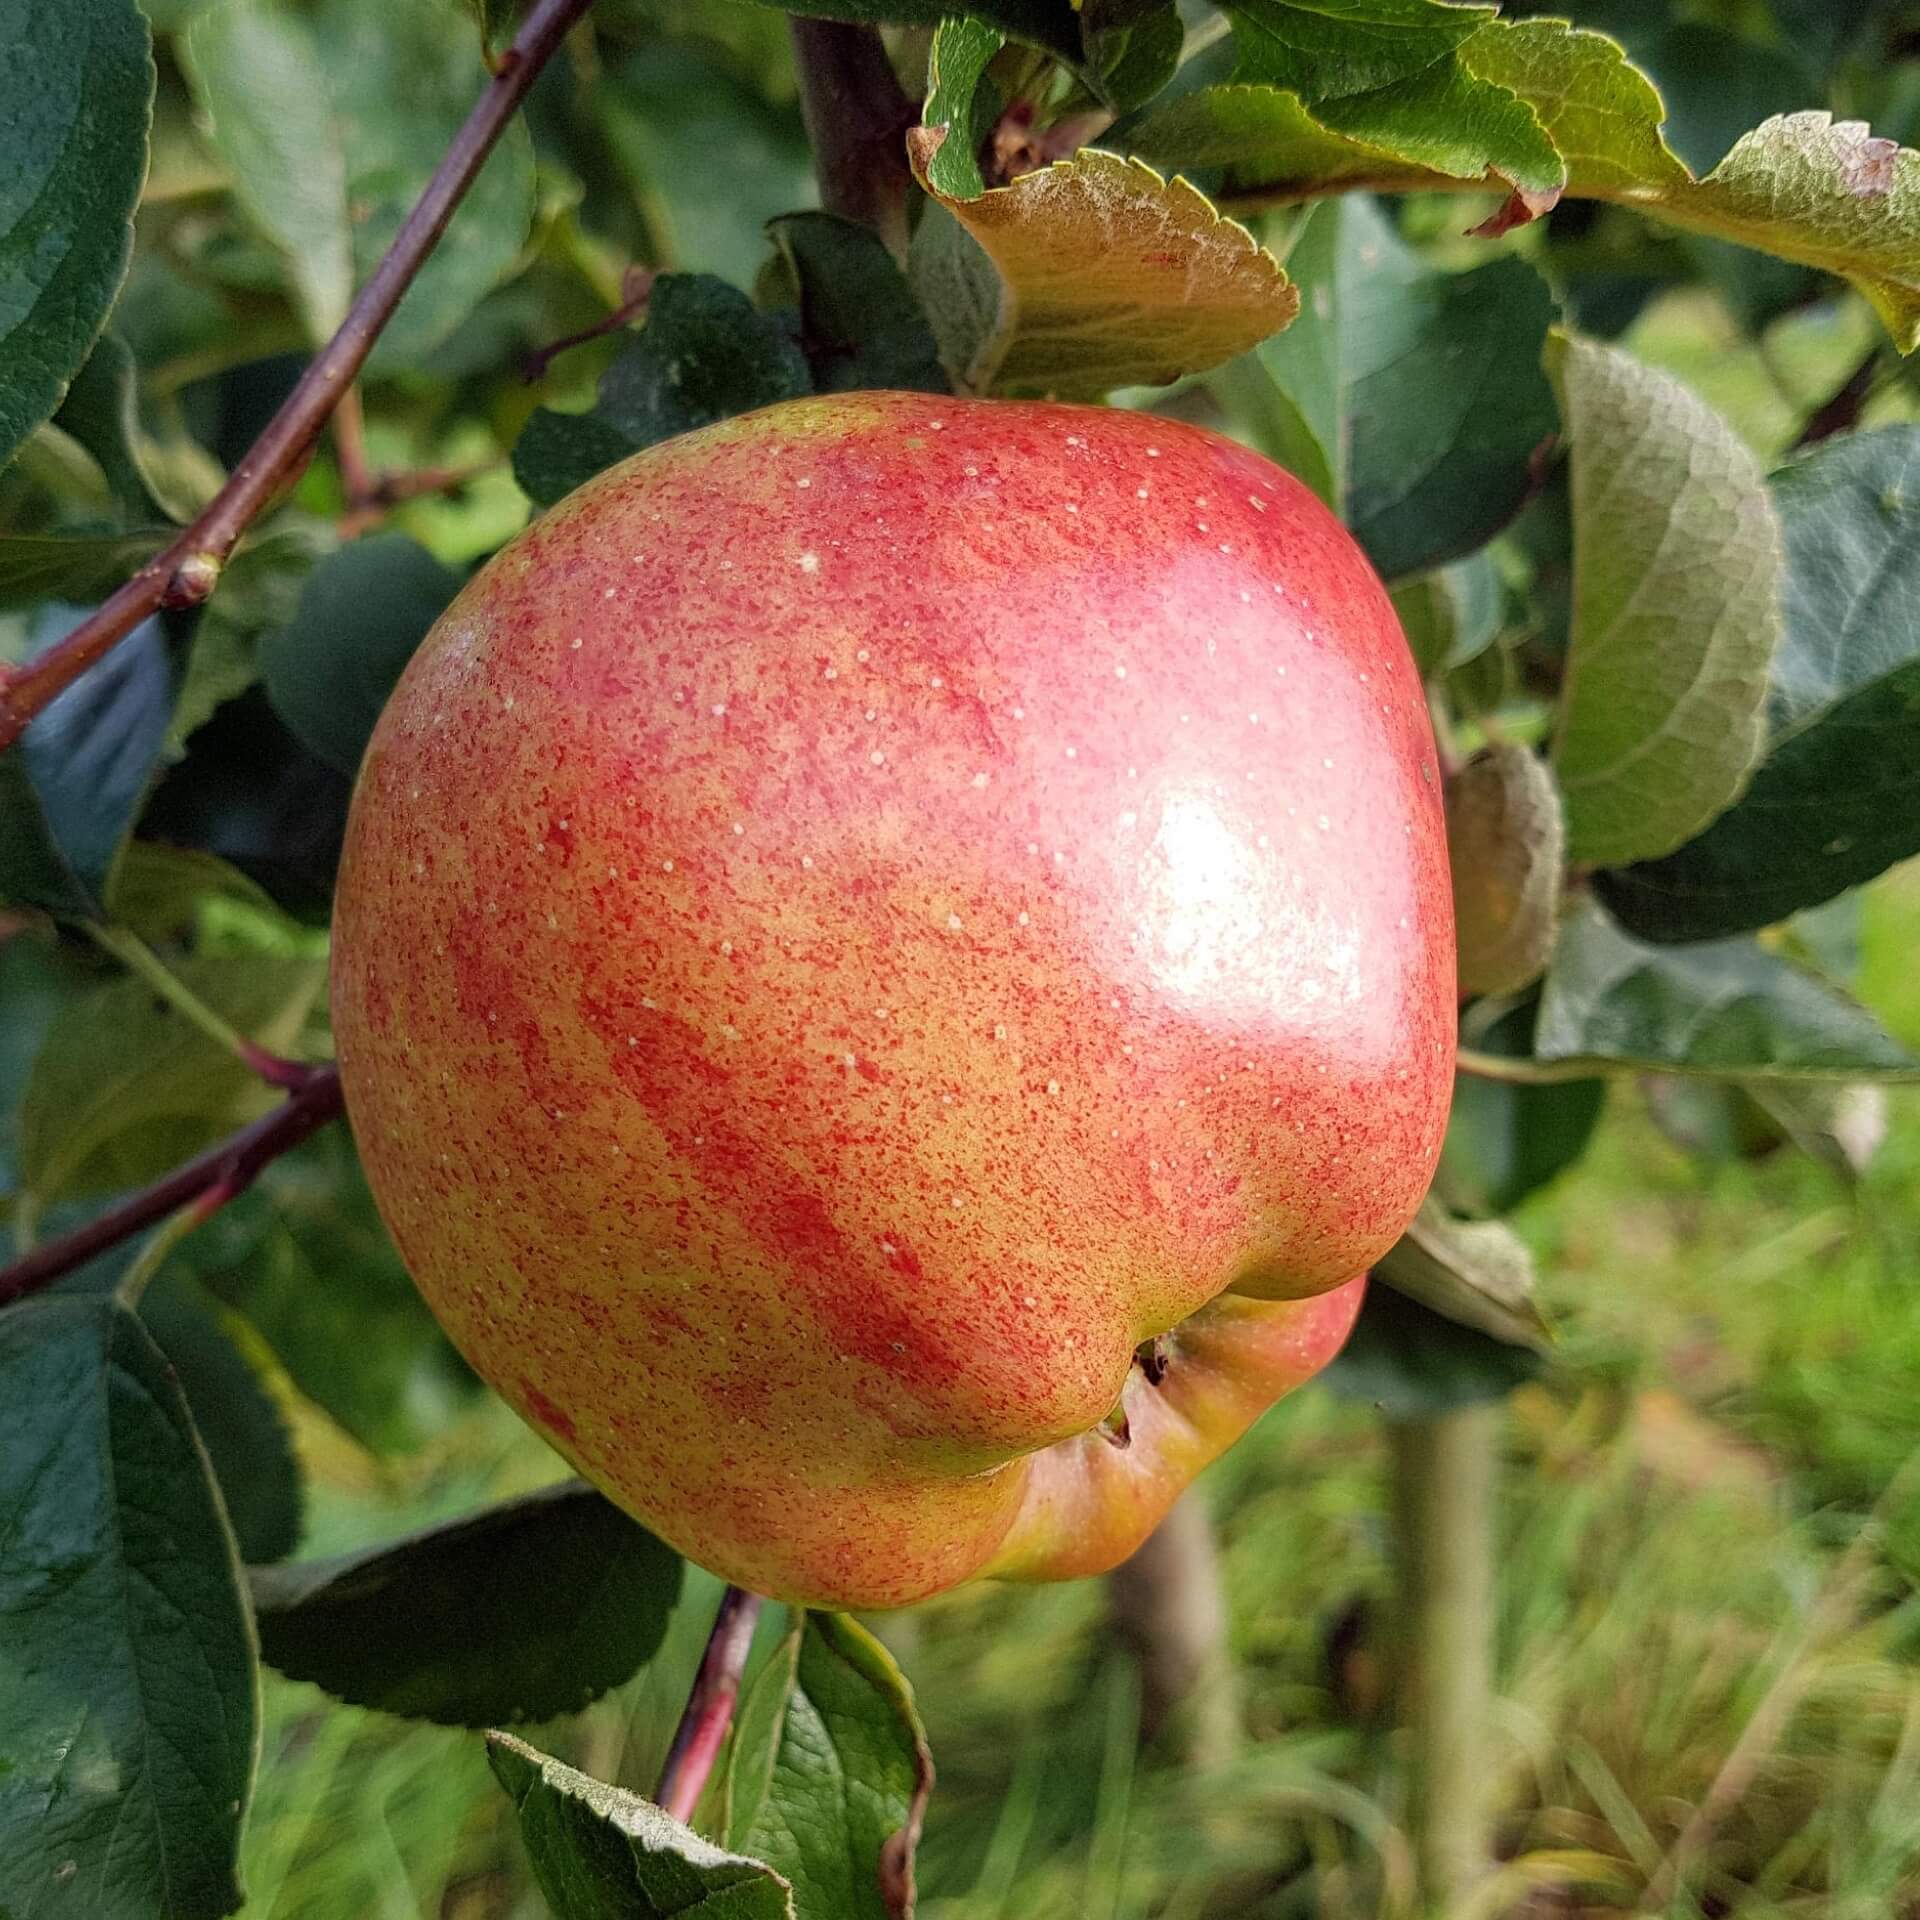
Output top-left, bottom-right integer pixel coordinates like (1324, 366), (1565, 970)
(0, 0), (154, 478)
(173, 1125), (474, 1453)
(488, 1732), (795, 1919)
(3, 612), (176, 917)
(141, 1266), (304, 1564)
(1598, 428), (1920, 942)
(767, 215), (948, 396)
(1441, 996), (1605, 1216)
(50, 332), (176, 524)
(0, 1295), (255, 1920)
(1212, 199), (1555, 579)
(1535, 898), (1920, 1082)
(259, 534), (460, 776)
(139, 689), (355, 917)
(1323, 1279), (1545, 1418)
(1342, 199), (1557, 581)
(251, 1481), (682, 1724)
(514, 276), (811, 508)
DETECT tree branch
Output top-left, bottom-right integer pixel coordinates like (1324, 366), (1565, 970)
(0, 1065), (343, 1309)
(788, 20), (918, 257)
(655, 1586), (764, 1824)
(0, 0), (598, 753)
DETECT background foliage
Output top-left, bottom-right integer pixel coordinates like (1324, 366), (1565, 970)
(7, 0), (1920, 1915)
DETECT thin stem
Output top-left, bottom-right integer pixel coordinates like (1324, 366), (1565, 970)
(1794, 345), (1882, 448)
(0, 1066), (343, 1309)
(1455, 1047), (1612, 1087)
(0, 0), (598, 753)
(655, 1587), (765, 1824)
(113, 1182), (234, 1309)
(86, 923), (313, 1088)
(521, 268), (655, 383)
(332, 383), (378, 509)
(788, 20), (917, 256)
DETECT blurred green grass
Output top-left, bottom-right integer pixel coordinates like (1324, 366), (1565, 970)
(238, 292), (1920, 1917)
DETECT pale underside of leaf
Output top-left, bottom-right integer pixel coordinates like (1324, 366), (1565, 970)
(907, 132), (1298, 398)
(1548, 334), (1782, 869)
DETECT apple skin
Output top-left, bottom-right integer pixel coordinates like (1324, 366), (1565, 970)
(330, 391), (1454, 1610)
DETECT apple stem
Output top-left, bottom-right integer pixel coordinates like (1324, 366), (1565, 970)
(655, 1586), (765, 1825)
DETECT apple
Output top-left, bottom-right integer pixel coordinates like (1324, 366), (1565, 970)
(330, 392), (1455, 1610)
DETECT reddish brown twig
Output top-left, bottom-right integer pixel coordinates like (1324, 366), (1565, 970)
(0, 1065), (344, 1309)
(1793, 346), (1882, 449)
(521, 268), (655, 383)
(0, 0), (597, 753)
(336, 457), (503, 538)
(788, 20), (917, 256)
(654, 1587), (764, 1824)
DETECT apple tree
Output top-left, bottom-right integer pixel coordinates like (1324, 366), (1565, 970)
(3, 2), (1920, 1917)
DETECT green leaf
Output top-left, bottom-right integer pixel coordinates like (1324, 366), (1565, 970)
(1441, 997), (1605, 1216)
(766, 215), (949, 396)
(251, 1481), (683, 1725)
(0, 528), (170, 607)
(1323, 1279), (1544, 1417)
(1228, 1), (1564, 212)
(488, 1732), (796, 1919)
(0, 1295), (256, 1920)
(514, 408), (649, 512)
(1534, 898), (1920, 1083)
(172, 1125), (473, 1455)
(739, 1615), (933, 1920)
(50, 332), (177, 524)
(1129, 17), (1920, 351)
(1219, 198), (1555, 580)
(141, 1266), (304, 1564)
(1391, 547), (1500, 678)
(316, 0), (538, 373)
(1229, 0), (1494, 100)
(260, 534), (460, 776)
(515, 276), (811, 509)
(921, 17), (1006, 199)
(906, 140), (1298, 399)
(743, 0), (1076, 59)
(1546, 333), (1782, 868)
(17, 954), (325, 1208)
(102, 842), (279, 946)
(1081, 2), (1184, 115)
(181, 0), (354, 342)
(171, 524), (332, 750)
(3, 611), (176, 918)
(720, 1624), (805, 1851)
(1207, 196), (1342, 505)
(1340, 200), (1556, 581)
(1372, 1195), (1549, 1351)
(600, 40), (815, 293)
(0, 0), (154, 479)
(0, 928), (91, 1199)
(1597, 427), (1920, 942)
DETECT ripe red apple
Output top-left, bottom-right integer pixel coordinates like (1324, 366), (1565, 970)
(330, 392), (1454, 1610)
